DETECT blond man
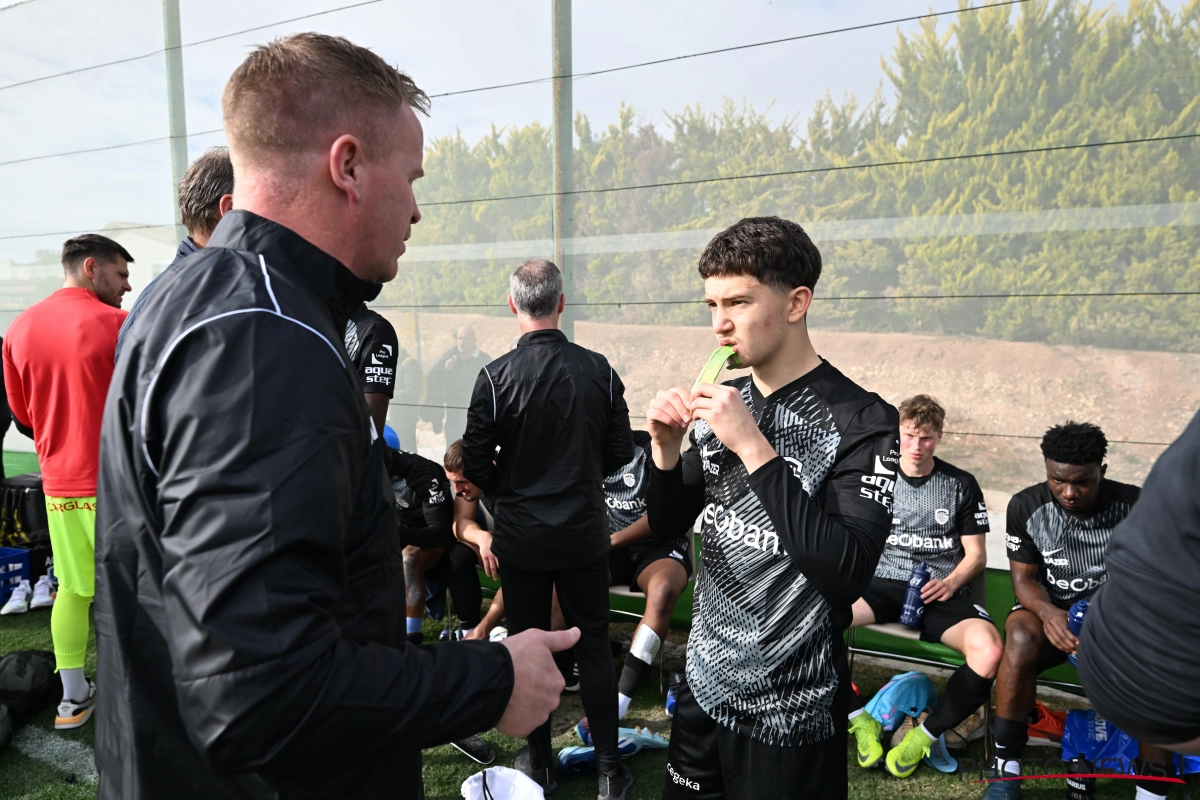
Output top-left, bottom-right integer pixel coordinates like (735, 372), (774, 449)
(847, 395), (1002, 779)
(95, 33), (575, 799)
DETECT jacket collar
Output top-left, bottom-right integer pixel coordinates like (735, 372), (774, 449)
(208, 210), (382, 319)
(174, 237), (199, 263)
(517, 328), (567, 347)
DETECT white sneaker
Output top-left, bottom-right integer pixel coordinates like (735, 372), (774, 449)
(55, 678), (96, 730)
(1, 580), (31, 615)
(30, 575), (55, 609)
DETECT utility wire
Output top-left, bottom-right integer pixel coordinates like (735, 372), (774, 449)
(429, 0), (1029, 99)
(0, 128), (223, 169)
(385, 401), (1172, 445)
(421, 132), (1200, 207)
(0, 0), (1022, 166)
(367, 290), (1200, 311)
(0, 0), (385, 93)
(7, 131), (1196, 239)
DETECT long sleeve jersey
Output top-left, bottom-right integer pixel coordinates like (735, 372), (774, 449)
(648, 360), (898, 747)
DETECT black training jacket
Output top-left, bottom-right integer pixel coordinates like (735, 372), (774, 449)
(94, 211), (513, 800)
(461, 328), (634, 570)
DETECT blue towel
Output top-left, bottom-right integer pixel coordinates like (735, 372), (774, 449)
(864, 671), (939, 731)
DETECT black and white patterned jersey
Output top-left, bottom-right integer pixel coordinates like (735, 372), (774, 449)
(606, 430), (652, 533)
(344, 303), (398, 398)
(605, 430), (688, 554)
(648, 360), (899, 747)
(875, 458), (989, 582)
(389, 448), (454, 549)
(1006, 480), (1140, 608)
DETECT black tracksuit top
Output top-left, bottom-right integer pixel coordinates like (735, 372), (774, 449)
(462, 328), (635, 570)
(95, 211), (513, 799)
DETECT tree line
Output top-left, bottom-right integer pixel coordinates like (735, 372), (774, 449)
(387, 0), (1200, 352)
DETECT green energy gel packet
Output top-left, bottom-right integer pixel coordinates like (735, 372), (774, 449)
(693, 345), (742, 389)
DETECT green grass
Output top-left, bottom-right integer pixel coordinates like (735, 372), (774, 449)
(1, 607), (1196, 800)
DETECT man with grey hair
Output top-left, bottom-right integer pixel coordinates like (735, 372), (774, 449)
(463, 258), (636, 799)
(114, 146), (234, 360)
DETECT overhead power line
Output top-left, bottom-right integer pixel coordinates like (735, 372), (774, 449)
(368, 290), (1200, 310)
(385, 401), (1172, 445)
(0, 128), (223, 169)
(0, 0), (1024, 167)
(429, 0), (1029, 99)
(421, 132), (1200, 208)
(0, 0), (385, 93)
(7, 130), (1194, 240)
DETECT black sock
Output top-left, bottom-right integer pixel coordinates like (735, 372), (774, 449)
(848, 689), (866, 717)
(1134, 755), (1176, 796)
(992, 715), (1029, 773)
(618, 654), (652, 698)
(406, 631), (423, 646)
(924, 664), (994, 737)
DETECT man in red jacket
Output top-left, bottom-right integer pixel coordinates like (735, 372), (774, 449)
(2, 233), (132, 730)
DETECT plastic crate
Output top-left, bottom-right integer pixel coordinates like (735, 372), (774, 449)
(0, 547), (31, 602)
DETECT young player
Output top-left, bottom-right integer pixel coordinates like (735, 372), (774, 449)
(388, 446), (493, 766)
(646, 217), (899, 799)
(848, 395), (1001, 777)
(980, 422), (1174, 799)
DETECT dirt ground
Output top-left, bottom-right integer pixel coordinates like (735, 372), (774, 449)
(386, 310), (1200, 495)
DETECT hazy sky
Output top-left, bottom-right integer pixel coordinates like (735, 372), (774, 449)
(0, 0), (1183, 262)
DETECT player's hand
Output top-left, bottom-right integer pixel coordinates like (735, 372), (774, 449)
(463, 621), (488, 641)
(647, 387), (693, 441)
(478, 531), (500, 580)
(690, 383), (776, 473)
(921, 577), (957, 603)
(496, 628), (581, 736)
(1041, 608), (1079, 654)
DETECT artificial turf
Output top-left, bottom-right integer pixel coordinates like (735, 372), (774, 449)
(0, 607), (1195, 800)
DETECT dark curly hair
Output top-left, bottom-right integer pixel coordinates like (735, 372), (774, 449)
(1040, 421), (1108, 466)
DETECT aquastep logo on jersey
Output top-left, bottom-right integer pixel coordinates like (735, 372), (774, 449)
(701, 502), (780, 555)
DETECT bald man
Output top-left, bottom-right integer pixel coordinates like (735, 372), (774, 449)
(424, 325), (491, 448)
(94, 33), (576, 800)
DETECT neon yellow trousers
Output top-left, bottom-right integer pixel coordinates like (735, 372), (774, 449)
(45, 496), (96, 671)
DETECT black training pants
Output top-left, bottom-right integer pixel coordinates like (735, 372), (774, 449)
(498, 557), (617, 769)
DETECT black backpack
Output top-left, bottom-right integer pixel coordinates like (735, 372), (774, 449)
(0, 473), (49, 548)
(0, 650), (60, 752)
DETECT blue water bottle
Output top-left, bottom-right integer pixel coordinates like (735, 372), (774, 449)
(1066, 597), (1089, 667)
(899, 562), (930, 628)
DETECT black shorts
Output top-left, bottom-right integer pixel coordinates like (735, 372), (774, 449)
(609, 539), (691, 592)
(860, 578), (992, 644)
(1006, 604), (1070, 670)
(662, 678), (846, 800)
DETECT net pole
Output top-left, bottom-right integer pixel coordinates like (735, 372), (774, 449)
(552, 0), (574, 340)
(162, 0), (189, 246)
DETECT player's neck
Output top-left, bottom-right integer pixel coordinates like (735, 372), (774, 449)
(749, 324), (822, 397)
(518, 314), (560, 334)
(901, 455), (935, 478)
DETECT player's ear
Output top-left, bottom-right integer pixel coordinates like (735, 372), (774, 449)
(1099, 463), (1107, 479)
(787, 285), (813, 323)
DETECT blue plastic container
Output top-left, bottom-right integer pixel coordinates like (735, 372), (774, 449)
(0, 547), (31, 602)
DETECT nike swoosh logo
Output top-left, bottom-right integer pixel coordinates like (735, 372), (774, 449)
(1042, 548), (1064, 556)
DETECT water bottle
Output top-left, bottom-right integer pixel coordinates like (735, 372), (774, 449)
(1065, 756), (1096, 800)
(899, 562), (930, 628)
(1067, 597), (1089, 667)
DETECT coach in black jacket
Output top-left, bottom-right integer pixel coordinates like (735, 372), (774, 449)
(463, 258), (636, 797)
(94, 34), (575, 800)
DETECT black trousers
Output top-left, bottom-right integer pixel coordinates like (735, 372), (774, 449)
(663, 679), (847, 800)
(498, 557), (617, 770)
